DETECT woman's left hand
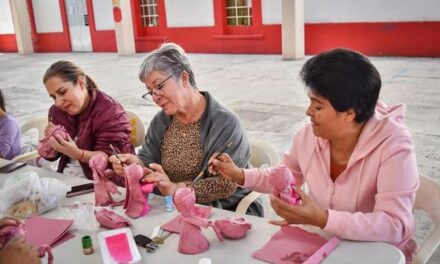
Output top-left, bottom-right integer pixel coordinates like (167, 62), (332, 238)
(48, 133), (81, 159)
(269, 187), (329, 228)
(142, 163), (183, 196)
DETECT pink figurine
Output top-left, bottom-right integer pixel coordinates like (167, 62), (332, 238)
(37, 125), (69, 158)
(173, 187), (223, 254)
(123, 163), (152, 218)
(269, 165), (301, 205)
(214, 218), (252, 239)
(89, 154), (121, 207)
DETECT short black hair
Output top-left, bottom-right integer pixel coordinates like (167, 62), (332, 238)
(300, 48), (381, 123)
(0, 89), (5, 112)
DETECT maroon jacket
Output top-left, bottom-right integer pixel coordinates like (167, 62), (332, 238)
(47, 89), (134, 182)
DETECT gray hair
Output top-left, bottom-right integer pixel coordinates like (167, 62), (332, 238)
(138, 43), (196, 88)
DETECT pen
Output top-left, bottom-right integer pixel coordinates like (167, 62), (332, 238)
(109, 144), (125, 167)
(193, 140), (233, 182)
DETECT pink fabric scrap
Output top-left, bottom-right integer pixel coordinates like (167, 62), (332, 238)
(252, 225), (340, 264)
(95, 208), (131, 229)
(173, 187), (222, 255)
(269, 165), (301, 205)
(214, 218), (252, 239)
(89, 154), (121, 207)
(37, 125), (69, 158)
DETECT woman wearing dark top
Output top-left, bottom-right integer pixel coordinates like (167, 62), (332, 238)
(42, 61), (134, 182)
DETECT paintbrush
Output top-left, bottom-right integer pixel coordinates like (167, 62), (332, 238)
(193, 140), (233, 182)
(109, 144), (126, 167)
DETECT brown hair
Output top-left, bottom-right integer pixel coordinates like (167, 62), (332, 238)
(43, 61), (98, 91)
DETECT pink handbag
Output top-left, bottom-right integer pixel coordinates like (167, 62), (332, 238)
(214, 218), (251, 239)
(37, 125), (69, 158)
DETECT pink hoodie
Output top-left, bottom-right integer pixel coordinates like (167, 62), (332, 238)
(244, 102), (419, 262)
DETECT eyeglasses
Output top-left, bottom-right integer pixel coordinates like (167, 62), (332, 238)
(141, 75), (173, 102)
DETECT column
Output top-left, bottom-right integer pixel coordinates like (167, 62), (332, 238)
(9, 0), (34, 54)
(281, 0), (304, 60)
(112, 0), (135, 55)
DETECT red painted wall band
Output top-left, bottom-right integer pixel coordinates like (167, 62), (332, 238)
(0, 34), (18, 52)
(305, 21), (440, 57)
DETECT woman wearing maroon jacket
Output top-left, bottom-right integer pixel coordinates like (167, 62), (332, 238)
(42, 60), (134, 182)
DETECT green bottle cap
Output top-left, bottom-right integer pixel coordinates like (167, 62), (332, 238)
(82, 235), (93, 249)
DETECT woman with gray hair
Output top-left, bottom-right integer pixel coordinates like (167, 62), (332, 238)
(110, 43), (263, 216)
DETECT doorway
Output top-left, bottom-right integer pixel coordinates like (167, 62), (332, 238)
(65, 0), (92, 51)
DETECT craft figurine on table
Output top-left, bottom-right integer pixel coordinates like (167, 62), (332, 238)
(95, 208), (131, 229)
(173, 187), (223, 254)
(214, 218), (251, 239)
(0, 223), (54, 264)
(269, 165), (301, 205)
(89, 154), (121, 207)
(37, 124), (69, 158)
(123, 163), (154, 218)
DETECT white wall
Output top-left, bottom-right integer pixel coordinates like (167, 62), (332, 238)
(305, 0), (440, 23)
(262, 0), (281, 25)
(92, 0), (114, 30)
(0, 0), (15, 34)
(165, 0), (214, 27)
(32, 0), (63, 33)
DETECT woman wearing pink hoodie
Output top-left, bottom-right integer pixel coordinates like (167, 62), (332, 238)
(210, 49), (419, 262)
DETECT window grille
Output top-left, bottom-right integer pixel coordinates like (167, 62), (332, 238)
(226, 0), (252, 26)
(140, 0), (158, 27)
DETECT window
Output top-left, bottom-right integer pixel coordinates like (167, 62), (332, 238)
(226, 0), (252, 26)
(140, 0), (158, 27)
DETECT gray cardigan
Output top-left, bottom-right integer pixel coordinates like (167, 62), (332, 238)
(138, 91), (263, 216)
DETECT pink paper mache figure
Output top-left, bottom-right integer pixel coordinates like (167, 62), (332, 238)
(214, 218), (251, 239)
(269, 165), (301, 205)
(37, 125), (69, 158)
(123, 163), (154, 218)
(89, 154), (121, 207)
(173, 187), (223, 254)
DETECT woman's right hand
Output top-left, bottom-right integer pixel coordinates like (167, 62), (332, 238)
(208, 153), (245, 185)
(108, 153), (141, 176)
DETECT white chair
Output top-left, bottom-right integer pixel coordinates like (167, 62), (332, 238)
(235, 139), (280, 214)
(20, 116), (48, 140)
(126, 110), (146, 148)
(413, 175), (440, 264)
(14, 116), (48, 162)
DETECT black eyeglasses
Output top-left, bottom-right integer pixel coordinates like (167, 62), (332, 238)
(141, 75), (173, 102)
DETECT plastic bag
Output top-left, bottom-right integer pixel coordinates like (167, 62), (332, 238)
(59, 202), (100, 232)
(0, 171), (70, 218)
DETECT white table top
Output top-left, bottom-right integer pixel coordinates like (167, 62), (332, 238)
(1, 163), (405, 264)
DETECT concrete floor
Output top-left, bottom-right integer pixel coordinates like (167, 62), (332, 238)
(1, 52), (439, 263)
